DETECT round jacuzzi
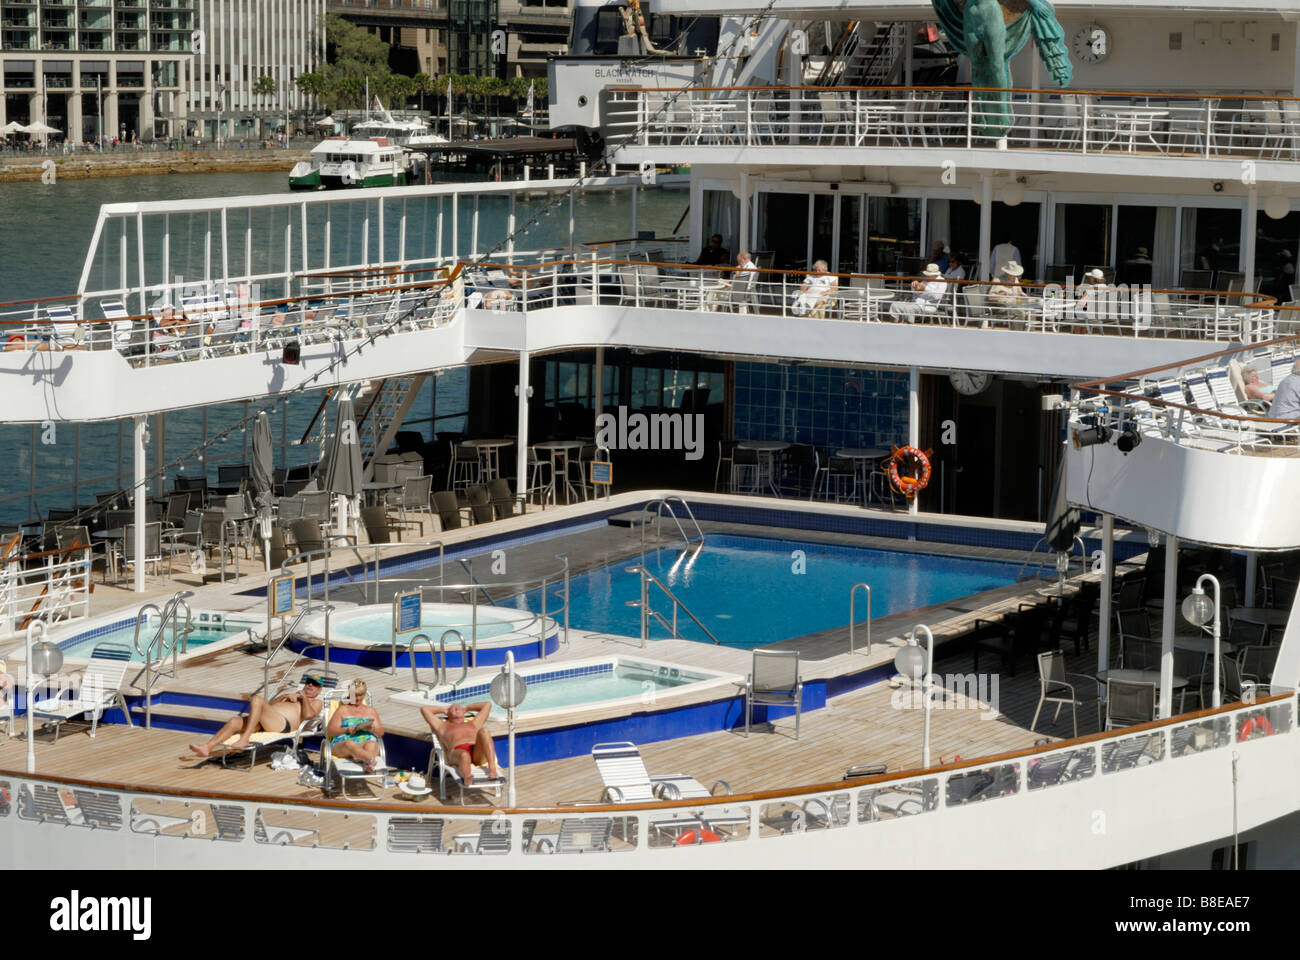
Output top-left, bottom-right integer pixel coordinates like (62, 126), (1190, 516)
(289, 602), (561, 669)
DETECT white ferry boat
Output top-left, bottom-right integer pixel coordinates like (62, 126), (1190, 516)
(0, 0), (1298, 875)
(288, 135), (416, 190)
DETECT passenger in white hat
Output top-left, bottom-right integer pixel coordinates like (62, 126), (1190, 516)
(889, 263), (948, 323)
(988, 261), (1031, 328)
(1075, 267), (1110, 328)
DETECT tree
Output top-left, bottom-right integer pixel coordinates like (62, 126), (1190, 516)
(412, 72), (433, 112)
(252, 74), (277, 98)
(323, 13), (391, 83)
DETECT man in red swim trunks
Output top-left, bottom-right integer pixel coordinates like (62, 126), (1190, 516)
(420, 701), (501, 782)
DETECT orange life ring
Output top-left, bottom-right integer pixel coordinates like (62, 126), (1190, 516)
(887, 446), (932, 499)
(1238, 716), (1273, 741)
(676, 829), (722, 845)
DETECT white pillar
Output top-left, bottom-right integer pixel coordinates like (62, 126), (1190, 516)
(908, 366), (919, 516)
(631, 183), (639, 240)
(1244, 186), (1258, 304)
(133, 415), (148, 593)
(568, 186), (576, 257)
(593, 347), (605, 438)
(1159, 535), (1178, 719)
(1098, 514), (1114, 675)
(515, 349), (531, 498)
(978, 175), (993, 281)
(738, 171), (749, 254)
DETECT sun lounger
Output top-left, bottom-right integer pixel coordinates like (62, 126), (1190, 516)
(322, 696), (388, 801)
(426, 734), (505, 804)
(30, 642), (134, 741)
(215, 673), (336, 770)
(45, 305), (81, 349)
(592, 741), (729, 803)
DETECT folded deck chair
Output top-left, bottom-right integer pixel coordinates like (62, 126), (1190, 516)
(591, 741), (729, 803)
(45, 305), (81, 349)
(100, 300), (135, 353)
(30, 642), (134, 742)
(214, 672), (337, 770)
(322, 697), (388, 801)
(426, 733), (505, 804)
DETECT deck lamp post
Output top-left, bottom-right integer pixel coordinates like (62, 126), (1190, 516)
(24, 621), (64, 774)
(894, 624), (935, 768)
(490, 651), (526, 807)
(1182, 574), (1221, 708)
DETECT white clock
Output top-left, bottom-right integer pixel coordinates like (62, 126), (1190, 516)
(950, 372), (992, 396)
(1072, 23), (1110, 64)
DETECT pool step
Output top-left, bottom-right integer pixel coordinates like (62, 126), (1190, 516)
(607, 511), (651, 528)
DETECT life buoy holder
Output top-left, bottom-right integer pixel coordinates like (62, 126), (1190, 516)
(1238, 715), (1273, 741)
(676, 829), (722, 845)
(887, 446), (933, 499)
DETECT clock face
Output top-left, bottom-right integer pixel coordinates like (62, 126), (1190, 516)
(1072, 23), (1110, 64)
(950, 372), (992, 396)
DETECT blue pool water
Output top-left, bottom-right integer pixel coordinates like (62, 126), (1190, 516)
(61, 623), (245, 661)
(446, 662), (704, 713)
(334, 611), (518, 644)
(508, 535), (1018, 649)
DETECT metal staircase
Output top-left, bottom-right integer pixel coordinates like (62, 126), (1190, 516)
(814, 21), (906, 87)
(354, 374), (427, 478)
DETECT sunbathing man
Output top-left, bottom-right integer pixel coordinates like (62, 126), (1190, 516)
(420, 701), (501, 782)
(189, 674), (324, 758)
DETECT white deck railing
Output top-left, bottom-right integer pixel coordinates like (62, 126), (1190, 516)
(607, 85), (1300, 161)
(0, 543), (93, 638)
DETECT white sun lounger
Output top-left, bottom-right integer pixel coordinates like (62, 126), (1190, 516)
(592, 741), (730, 803)
(30, 642), (134, 741)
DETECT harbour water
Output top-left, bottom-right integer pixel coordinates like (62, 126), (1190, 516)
(0, 171), (687, 526)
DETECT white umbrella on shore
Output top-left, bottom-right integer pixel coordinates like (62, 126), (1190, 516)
(315, 116), (336, 127)
(1, 121), (24, 135)
(21, 121), (60, 138)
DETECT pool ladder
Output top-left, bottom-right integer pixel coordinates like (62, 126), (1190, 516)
(409, 629), (469, 692)
(639, 497), (705, 553)
(625, 565), (721, 646)
(129, 590), (194, 729)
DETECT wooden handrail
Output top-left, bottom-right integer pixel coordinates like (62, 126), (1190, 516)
(0, 692), (1287, 818)
(0, 293), (82, 311)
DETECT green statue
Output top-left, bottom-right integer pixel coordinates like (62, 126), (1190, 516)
(930, 0), (1072, 137)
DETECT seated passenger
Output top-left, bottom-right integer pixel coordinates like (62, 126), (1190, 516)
(1268, 361), (1300, 421)
(420, 700), (501, 783)
(888, 263), (948, 322)
(791, 260), (838, 317)
(189, 675), (324, 758)
(1244, 367), (1275, 403)
(328, 679), (385, 773)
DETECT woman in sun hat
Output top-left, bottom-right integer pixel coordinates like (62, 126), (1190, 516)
(988, 261), (1031, 328)
(889, 263), (948, 323)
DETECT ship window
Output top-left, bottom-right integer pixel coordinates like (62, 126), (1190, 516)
(592, 7), (622, 56)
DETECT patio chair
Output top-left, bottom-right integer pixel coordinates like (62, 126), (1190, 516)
(487, 478), (525, 520)
(744, 649), (803, 739)
(360, 504), (408, 544)
(447, 443), (479, 490)
(566, 443), (598, 501)
(100, 300), (137, 354)
(45, 305), (81, 349)
(591, 741), (729, 803)
(713, 439), (738, 492)
(525, 446), (552, 505)
(392, 475), (434, 533)
(1237, 644), (1277, 690)
(426, 733), (506, 804)
(730, 446), (760, 494)
(30, 642), (134, 741)
(464, 485), (496, 525)
(1030, 650), (1102, 738)
(120, 521), (164, 582)
(1104, 679), (1156, 730)
(432, 490), (463, 531)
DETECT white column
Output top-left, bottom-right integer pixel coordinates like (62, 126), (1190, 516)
(908, 366), (919, 516)
(1098, 514), (1114, 675)
(133, 416), (148, 593)
(738, 171), (749, 254)
(515, 349), (531, 498)
(1243, 186), (1258, 304)
(451, 193), (458, 259)
(593, 347), (605, 439)
(569, 186), (576, 257)
(978, 175), (993, 281)
(1159, 535), (1178, 719)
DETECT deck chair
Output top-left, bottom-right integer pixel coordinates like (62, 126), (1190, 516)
(45, 305), (81, 349)
(487, 478), (525, 520)
(744, 649), (803, 739)
(432, 490), (463, 531)
(1030, 649), (1102, 738)
(215, 673), (337, 771)
(1104, 680), (1156, 730)
(100, 300), (136, 354)
(591, 741), (728, 803)
(30, 642), (134, 741)
(1206, 367), (1264, 415)
(426, 734), (505, 803)
(322, 697), (388, 801)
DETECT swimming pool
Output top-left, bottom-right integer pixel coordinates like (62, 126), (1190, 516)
(46, 612), (256, 662)
(508, 534), (1019, 648)
(390, 656), (741, 722)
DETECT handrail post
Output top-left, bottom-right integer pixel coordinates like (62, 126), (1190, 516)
(409, 632), (432, 691)
(640, 567), (648, 648)
(850, 582), (871, 655)
(1081, 96), (1089, 154)
(539, 575), (548, 660)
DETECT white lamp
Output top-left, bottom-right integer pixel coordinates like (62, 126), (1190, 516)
(1182, 575), (1221, 708)
(893, 624), (935, 767)
(1264, 194), (1291, 221)
(1002, 181), (1025, 207)
(25, 621), (63, 774)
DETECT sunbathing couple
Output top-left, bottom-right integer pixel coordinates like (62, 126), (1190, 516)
(421, 700), (501, 782)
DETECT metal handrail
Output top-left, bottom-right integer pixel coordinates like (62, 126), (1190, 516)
(408, 632), (434, 692)
(1017, 536), (1086, 581)
(438, 629), (468, 687)
(849, 583), (871, 655)
(129, 590), (193, 728)
(626, 564), (721, 646)
(261, 603), (327, 700)
(639, 496), (705, 553)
